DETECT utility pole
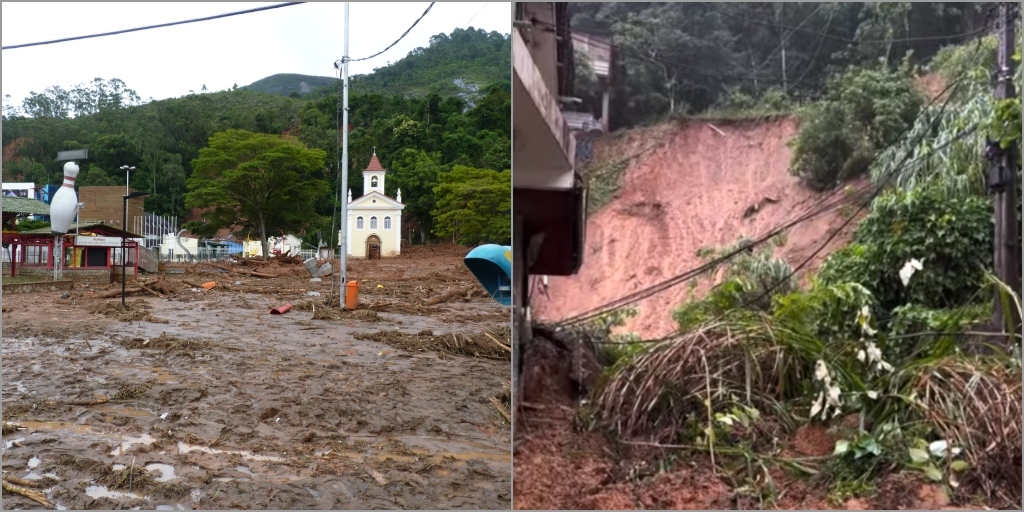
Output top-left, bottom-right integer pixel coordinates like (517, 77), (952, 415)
(338, 1), (351, 306)
(989, 2), (1021, 334)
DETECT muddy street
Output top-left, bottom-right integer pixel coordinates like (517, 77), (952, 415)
(2, 246), (512, 510)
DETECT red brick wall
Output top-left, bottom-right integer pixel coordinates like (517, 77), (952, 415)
(78, 186), (145, 236)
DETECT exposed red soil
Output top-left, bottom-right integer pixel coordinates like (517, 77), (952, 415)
(532, 118), (863, 338)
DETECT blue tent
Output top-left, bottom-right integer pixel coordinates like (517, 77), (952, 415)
(464, 244), (512, 306)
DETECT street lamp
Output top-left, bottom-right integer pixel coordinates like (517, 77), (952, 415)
(122, 191), (151, 306)
(120, 165), (136, 196)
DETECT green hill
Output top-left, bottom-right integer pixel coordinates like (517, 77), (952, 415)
(244, 74), (337, 97)
(246, 27), (510, 102)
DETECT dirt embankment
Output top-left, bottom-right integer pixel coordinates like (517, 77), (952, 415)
(532, 118), (862, 338)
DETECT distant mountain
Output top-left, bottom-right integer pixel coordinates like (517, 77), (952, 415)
(244, 74), (337, 97)
(245, 27), (511, 102)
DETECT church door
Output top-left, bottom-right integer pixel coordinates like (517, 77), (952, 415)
(366, 235), (381, 260)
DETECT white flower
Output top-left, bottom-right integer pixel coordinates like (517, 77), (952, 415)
(866, 390), (879, 400)
(877, 361), (894, 373)
(810, 392), (825, 419)
(826, 383), (842, 407)
(856, 349), (867, 362)
(866, 342), (882, 364)
(814, 360), (831, 382)
(899, 258), (924, 287)
(856, 305), (878, 336)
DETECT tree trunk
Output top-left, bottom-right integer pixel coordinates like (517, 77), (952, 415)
(259, 220), (269, 261)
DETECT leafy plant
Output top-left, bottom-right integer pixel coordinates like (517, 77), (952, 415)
(818, 184), (993, 318)
(790, 60), (922, 190)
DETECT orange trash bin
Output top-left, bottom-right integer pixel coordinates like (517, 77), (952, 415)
(345, 280), (359, 310)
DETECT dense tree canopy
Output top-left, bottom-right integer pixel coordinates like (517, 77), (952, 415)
(567, 2), (989, 130)
(2, 28), (511, 248)
(184, 130), (328, 260)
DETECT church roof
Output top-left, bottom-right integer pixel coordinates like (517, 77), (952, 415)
(348, 190), (405, 209)
(364, 153), (386, 172)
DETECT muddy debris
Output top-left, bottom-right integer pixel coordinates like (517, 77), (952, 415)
(354, 326), (511, 360)
(115, 333), (213, 353)
(90, 300), (167, 323)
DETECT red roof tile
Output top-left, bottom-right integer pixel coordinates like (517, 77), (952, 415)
(365, 154), (386, 172)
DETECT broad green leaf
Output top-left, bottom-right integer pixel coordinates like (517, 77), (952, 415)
(908, 447), (930, 464)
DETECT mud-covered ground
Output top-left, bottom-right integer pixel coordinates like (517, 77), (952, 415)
(512, 333), (994, 511)
(2, 245), (511, 510)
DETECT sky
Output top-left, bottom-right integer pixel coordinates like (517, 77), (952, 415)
(1, 2), (510, 108)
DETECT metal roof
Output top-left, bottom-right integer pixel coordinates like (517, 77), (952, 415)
(1, 196), (50, 215)
(21, 221), (142, 238)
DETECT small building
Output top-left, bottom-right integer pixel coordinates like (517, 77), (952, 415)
(343, 151), (405, 259)
(159, 232), (199, 262)
(4, 221), (149, 281)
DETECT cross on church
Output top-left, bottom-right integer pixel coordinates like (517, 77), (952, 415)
(372, 145), (376, 154)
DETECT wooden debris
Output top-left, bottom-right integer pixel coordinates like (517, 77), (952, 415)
(2, 421), (25, 435)
(483, 332), (512, 353)
(423, 286), (472, 306)
(2, 479), (52, 507)
(137, 282), (164, 298)
(2, 475), (43, 488)
(489, 397), (511, 422)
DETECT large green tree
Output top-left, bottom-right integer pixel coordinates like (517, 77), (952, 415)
(184, 129), (328, 259)
(431, 166), (510, 246)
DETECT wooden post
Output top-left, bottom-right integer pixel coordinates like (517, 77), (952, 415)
(991, 3), (1021, 334)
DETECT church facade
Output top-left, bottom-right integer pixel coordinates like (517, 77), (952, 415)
(344, 151), (405, 259)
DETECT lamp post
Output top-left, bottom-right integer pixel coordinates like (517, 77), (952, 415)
(120, 165), (136, 196)
(122, 191), (151, 306)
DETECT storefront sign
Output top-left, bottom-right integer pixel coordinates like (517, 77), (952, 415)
(75, 236), (144, 247)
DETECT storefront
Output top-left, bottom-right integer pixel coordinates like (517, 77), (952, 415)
(4, 222), (145, 280)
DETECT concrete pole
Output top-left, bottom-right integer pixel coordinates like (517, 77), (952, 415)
(992, 2), (1020, 334)
(339, 1), (351, 307)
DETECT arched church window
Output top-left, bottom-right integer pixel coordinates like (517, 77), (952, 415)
(356, 216), (364, 229)
(370, 216), (378, 229)
(371, 176), (378, 187)
(384, 216), (392, 229)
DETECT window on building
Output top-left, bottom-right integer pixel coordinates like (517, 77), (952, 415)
(370, 216), (378, 229)
(356, 216), (364, 229)
(371, 176), (378, 187)
(384, 216), (391, 229)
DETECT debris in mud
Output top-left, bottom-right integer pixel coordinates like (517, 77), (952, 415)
(354, 327), (511, 360)
(116, 333), (212, 354)
(2, 421), (26, 435)
(91, 301), (168, 323)
(112, 382), (153, 401)
(491, 381), (512, 423)
(1, 479), (52, 507)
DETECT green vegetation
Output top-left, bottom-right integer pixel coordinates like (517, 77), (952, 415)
(244, 74), (337, 97)
(184, 130), (329, 259)
(430, 166), (510, 246)
(789, 60), (923, 191)
(569, 33), (1022, 509)
(568, 2), (989, 130)
(1, 28), (511, 248)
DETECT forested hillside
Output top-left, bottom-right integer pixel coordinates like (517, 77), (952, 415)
(1, 27), (511, 248)
(247, 28), (510, 104)
(568, 2), (990, 130)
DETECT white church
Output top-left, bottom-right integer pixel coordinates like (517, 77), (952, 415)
(343, 150), (405, 259)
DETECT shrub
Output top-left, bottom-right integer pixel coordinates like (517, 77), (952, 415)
(819, 184), (993, 318)
(790, 61), (923, 191)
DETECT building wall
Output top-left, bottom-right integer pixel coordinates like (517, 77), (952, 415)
(159, 233), (199, 260)
(78, 186), (145, 235)
(520, 2), (560, 96)
(345, 209), (402, 258)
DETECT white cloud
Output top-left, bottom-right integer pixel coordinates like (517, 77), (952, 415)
(2, 2), (510, 105)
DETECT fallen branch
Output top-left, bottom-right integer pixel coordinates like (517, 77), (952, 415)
(483, 332), (512, 353)
(96, 288), (142, 298)
(65, 396), (109, 406)
(2, 475), (43, 488)
(489, 397), (511, 422)
(2, 421), (25, 435)
(2, 480), (52, 507)
(423, 286), (471, 306)
(136, 282), (164, 298)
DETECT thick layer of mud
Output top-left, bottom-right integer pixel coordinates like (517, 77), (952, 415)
(2, 245), (511, 510)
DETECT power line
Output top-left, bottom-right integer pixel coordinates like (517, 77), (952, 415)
(464, 2), (489, 30)
(346, 2), (435, 63)
(554, 43), (985, 329)
(1, 2), (305, 50)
